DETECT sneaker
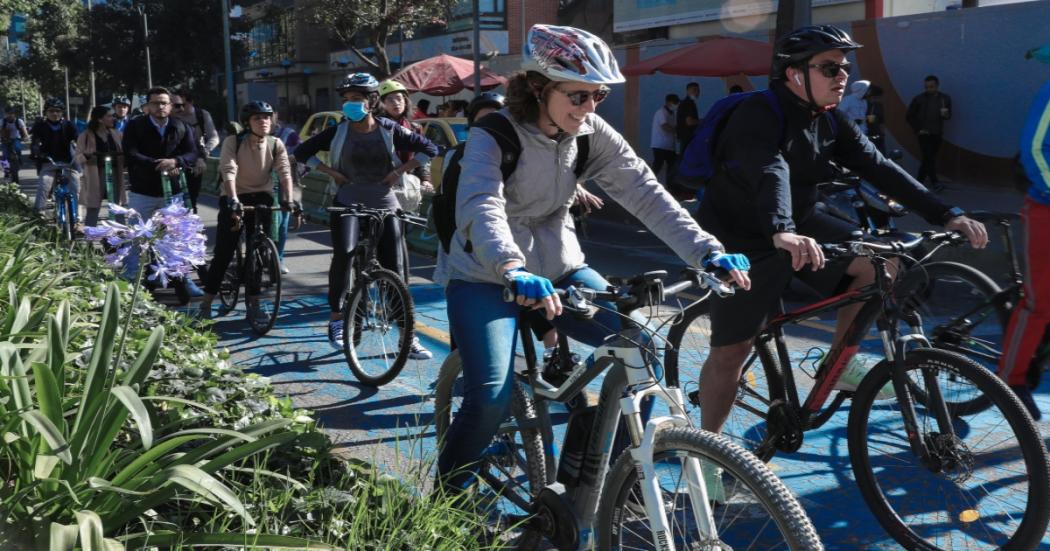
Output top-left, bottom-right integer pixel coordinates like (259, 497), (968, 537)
(408, 336), (433, 360)
(700, 459), (726, 504)
(1010, 385), (1042, 421)
(833, 356), (894, 400)
(327, 319), (344, 351)
(280, 263), (290, 274)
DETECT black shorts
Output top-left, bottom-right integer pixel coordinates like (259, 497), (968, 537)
(708, 211), (858, 347)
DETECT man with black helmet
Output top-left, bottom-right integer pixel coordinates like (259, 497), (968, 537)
(198, 100), (298, 321)
(295, 72), (438, 358)
(112, 96), (131, 133)
(693, 25), (989, 436)
(30, 98), (80, 214)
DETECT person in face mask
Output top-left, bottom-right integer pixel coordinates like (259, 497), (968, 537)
(294, 73), (439, 358)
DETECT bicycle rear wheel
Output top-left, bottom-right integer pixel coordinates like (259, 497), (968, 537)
(901, 261), (1009, 415)
(216, 240), (242, 317)
(245, 237), (282, 335)
(433, 352), (546, 548)
(665, 301), (785, 461)
(597, 426), (823, 550)
(848, 348), (1050, 550)
(342, 267), (412, 386)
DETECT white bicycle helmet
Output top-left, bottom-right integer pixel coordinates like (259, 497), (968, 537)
(522, 24), (625, 85)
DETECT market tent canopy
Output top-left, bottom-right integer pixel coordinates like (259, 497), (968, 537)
(392, 54), (507, 96)
(622, 36), (773, 77)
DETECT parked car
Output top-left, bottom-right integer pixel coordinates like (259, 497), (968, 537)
(300, 111), (344, 166)
(417, 117), (468, 155)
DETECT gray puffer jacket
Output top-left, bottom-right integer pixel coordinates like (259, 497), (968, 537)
(434, 109), (724, 286)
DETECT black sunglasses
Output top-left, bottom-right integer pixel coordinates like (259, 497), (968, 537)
(555, 86), (610, 106)
(808, 61), (851, 78)
(172, 103), (185, 108)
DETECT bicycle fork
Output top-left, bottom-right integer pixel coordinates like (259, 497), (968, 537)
(621, 384), (720, 551)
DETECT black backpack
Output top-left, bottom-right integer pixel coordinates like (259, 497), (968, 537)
(432, 112), (590, 254)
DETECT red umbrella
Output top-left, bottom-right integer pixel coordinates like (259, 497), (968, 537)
(623, 36), (772, 77)
(392, 54), (507, 96)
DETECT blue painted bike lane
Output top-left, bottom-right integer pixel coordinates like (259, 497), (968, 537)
(210, 284), (1050, 550)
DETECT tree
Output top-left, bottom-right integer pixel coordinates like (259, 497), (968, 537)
(305, 0), (453, 78)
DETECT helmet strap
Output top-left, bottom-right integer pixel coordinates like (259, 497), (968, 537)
(538, 82), (565, 135)
(801, 66), (822, 113)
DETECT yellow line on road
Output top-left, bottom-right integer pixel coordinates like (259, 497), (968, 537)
(415, 322), (451, 346)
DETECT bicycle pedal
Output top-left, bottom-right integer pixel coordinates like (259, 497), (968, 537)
(687, 389), (702, 407)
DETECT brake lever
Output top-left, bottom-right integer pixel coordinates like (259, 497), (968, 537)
(699, 270), (735, 297)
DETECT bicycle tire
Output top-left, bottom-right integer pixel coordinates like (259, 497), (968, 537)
(597, 426), (823, 550)
(902, 261), (1010, 416)
(664, 300), (786, 461)
(61, 195), (75, 242)
(343, 267), (412, 386)
(433, 351), (546, 549)
(216, 240), (242, 317)
(847, 347), (1050, 550)
(245, 237), (282, 335)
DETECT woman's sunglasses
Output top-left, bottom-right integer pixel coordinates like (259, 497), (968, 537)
(808, 61), (851, 78)
(556, 86), (611, 106)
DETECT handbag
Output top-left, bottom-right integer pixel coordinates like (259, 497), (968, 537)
(394, 171), (422, 213)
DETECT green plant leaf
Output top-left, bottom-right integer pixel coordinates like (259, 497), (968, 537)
(21, 410), (71, 464)
(121, 326), (163, 388)
(10, 296), (30, 335)
(118, 531), (335, 550)
(222, 465), (308, 492)
(46, 314), (67, 395)
(108, 434), (205, 488)
(69, 283), (120, 463)
(1, 342), (31, 415)
(31, 359), (65, 435)
(110, 386), (153, 450)
(74, 510), (105, 551)
(138, 395), (220, 416)
(163, 464), (255, 527)
(86, 477), (152, 496)
(49, 521), (79, 551)
(34, 453), (61, 479)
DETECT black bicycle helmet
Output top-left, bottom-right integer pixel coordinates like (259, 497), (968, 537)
(772, 25), (862, 80)
(112, 95), (131, 107)
(466, 92), (505, 125)
(44, 97), (65, 111)
(240, 100), (274, 125)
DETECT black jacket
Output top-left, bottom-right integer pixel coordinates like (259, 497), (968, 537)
(676, 96), (699, 144)
(30, 119), (77, 163)
(906, 91), (952, 135)
(698, 81), (952, 252)
(122, 116), (199, 197)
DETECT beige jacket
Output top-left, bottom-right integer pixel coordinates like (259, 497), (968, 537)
(74, 128), (126, 208)
(218, 135), (293, 198)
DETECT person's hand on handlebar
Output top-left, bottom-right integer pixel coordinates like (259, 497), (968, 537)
(945, 215), (988, 249)
(502, 266), (563, 320)
(703, 252), (752, 290)
(773, 232), (826, 271)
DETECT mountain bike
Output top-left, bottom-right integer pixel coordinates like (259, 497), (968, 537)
(327, 205), (427, 387)
(43, 157), (79, 242)
(214, 204), (285, 335)
(434, 269), (823, 550)
(897, 211), (1049, 414)
(664, 231), (1050, 550)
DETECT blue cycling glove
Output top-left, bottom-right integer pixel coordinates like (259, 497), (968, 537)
(703, 252), (751, 272)
(502, 268), (556, 300)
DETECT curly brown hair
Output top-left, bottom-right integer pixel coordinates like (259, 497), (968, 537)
(506, 71), (554, 124)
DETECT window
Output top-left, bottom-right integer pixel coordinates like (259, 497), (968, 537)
(426, 124), (450, 149)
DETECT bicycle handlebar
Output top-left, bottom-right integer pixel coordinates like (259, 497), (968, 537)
(822, 230), (965, 258)
(326, 204), (427, 227)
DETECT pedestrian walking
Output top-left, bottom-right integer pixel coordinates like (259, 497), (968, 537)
(29, 98), (80, 215)
(121, 86), (202, 300)
(676, 82), (701, 153)
(907, 75), (952, 191)
(272, 111), (302, 273)
(1, 107), (30, 183)
(650, 93), (678, 186)
(836, 79), (870, 134)
(74, 105), (125, 227)
(172, 89), (219, 213)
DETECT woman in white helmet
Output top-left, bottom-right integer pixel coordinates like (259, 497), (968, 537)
(435, 24), (752, 494)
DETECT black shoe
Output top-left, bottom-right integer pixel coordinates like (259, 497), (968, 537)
(1010, 385), (1042, 421)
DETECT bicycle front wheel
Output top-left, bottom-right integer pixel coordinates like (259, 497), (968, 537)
(60, 195), (75, 241)
(433, 351), (546, 548)
(343, 267), (412, 386)
(245, 237), (282, 335)
(597, 426), (823, 550)
(901, 261), (1009, 415)
(848, 348), (1050, 550)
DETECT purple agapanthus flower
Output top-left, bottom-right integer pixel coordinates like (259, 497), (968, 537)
(84, 204), (207, 288)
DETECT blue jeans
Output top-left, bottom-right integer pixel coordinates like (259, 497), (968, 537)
(437, 266), (626, 491)
(277, 209), (290, 260)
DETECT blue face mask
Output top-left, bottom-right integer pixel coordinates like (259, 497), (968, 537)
(342, 101), (369, 122)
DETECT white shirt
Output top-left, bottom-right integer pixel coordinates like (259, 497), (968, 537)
(651, 106), (675, 151)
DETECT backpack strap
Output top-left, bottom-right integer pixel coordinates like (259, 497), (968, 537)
(574, 134), (590, 180)
(471, 112), (521, 182)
